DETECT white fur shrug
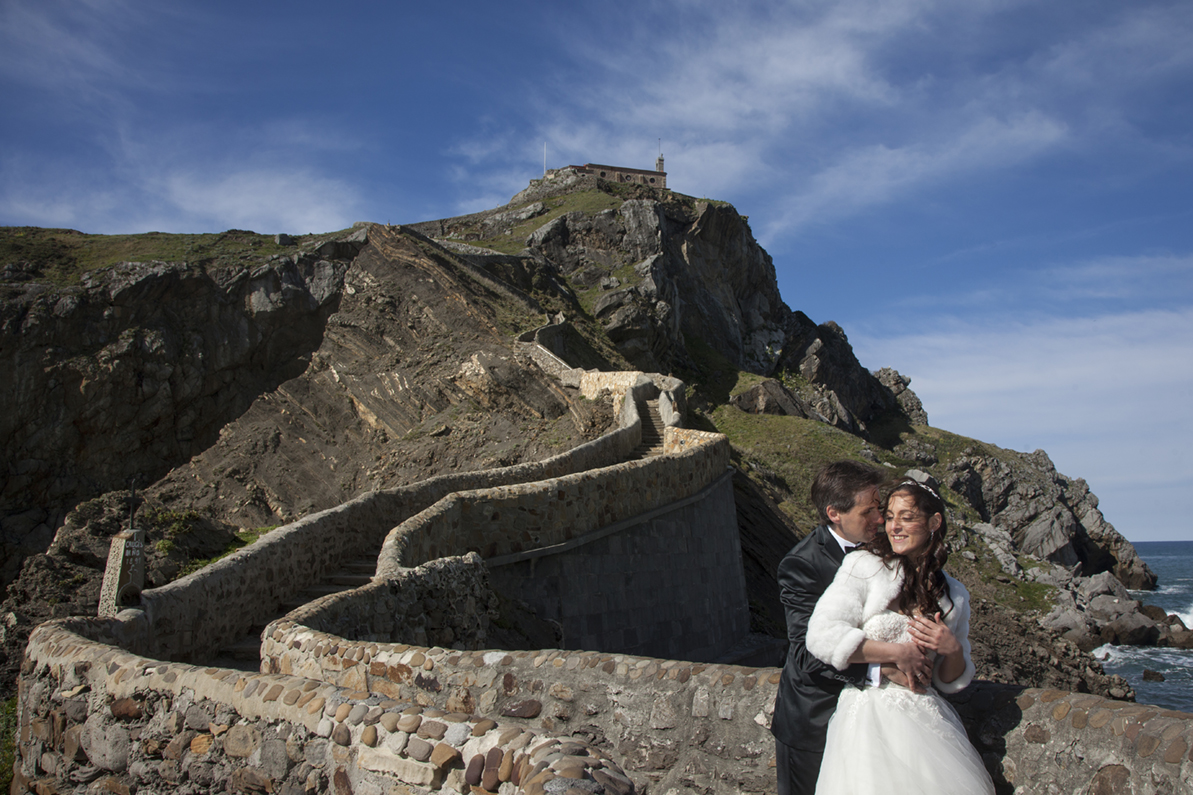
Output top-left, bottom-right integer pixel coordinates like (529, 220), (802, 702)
(806, 550), (976, 694)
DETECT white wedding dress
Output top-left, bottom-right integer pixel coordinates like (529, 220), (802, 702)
(815, 609), (995, 795)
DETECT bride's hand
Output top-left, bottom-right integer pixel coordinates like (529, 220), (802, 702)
(908, 612), (961, 657)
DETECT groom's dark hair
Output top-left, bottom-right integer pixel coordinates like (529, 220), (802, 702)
(811, 460), (888, 525)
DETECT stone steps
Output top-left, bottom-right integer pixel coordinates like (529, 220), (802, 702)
(212, 557), (377, 668)
(629, 399), (665, 459)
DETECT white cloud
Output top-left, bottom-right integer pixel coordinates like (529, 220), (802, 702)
(445, 0), (1191, 241)
(1034, 254), (1193, 303)
(0, 0), (133, 90)
(160, 169), (359, 234)
(0, 155), (360, 235)
(852, 307), (1193, 541)
(762, 112), (1067, 239)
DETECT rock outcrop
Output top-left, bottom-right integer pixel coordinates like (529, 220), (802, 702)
(729, 379), (818, 421)
(1033, 564), (1192, 652)
(0, 236), (362, 587)
(947, 447), (1154, 588)
(417, 189), (913, 437)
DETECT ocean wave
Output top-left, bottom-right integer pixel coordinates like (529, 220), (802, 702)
(1093, 644), (1193, 670)
(1135, 584), (1190, 597)
(1179, 604), (1193, 626)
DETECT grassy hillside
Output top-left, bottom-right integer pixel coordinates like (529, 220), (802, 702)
(0, 226), (351, 285)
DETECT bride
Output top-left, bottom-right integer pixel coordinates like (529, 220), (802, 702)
(806, 479), (995, 794)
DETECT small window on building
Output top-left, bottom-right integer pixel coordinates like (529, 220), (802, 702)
(599, 171), (606, 178)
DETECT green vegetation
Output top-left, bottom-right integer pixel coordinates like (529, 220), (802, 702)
(679, 333), (762, 405)
(174, 524), (278, 579)
(445, 185), (723, 258)
(676, 331), (1002, 535)
(0, 226), (351, 285)
(465, 191), (624, 255)
(571, 259), (645, 318)
(954, 531), (1058, 612)
(142, 508), (203, 539)
(1014, 580), (1056, 612)
(709, 408), (871, 527)
(0, 696), (16, 793)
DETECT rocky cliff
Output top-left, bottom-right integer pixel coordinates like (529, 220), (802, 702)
(412, 178), (900, 435)
(0, 178), (1161, 704)
(0, 233), (359, 587)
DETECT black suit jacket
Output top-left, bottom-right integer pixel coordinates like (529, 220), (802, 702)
(771, 524), (870, 751)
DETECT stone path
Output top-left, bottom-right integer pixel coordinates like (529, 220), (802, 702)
(207, 394), (664, 669)
(212, 558), (377, 671)
(627, 399), (664, 459)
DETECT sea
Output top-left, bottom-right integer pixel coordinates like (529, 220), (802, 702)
(1092, 540), (1193, 713)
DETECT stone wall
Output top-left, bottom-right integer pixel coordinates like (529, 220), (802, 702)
(260, 618), (778, 794)
(487, 469), (744, 662)
(260, 613), (1193, 794)
(557, 165), (667, 190)
(948, 683), (1193, 793)
(288, 554), (495, 651)
(16, 608), (635, 795)
(133, 410), (642, 664)
(378, 429), (730, 573)
(12, 374), (723, 794)
(22, 598), (1193, 795)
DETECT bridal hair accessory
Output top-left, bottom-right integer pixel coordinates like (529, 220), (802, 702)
(898, 480), (940, 501)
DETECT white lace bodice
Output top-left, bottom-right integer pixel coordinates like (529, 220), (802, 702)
(862, 609), (913, 644)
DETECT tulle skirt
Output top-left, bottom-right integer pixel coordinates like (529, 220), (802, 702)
(815, 683), (995, 795)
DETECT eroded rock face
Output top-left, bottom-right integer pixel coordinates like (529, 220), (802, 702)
(948, 448), (1156, 589)
(0, 225), (616, 697)
(874, 367), (928, 425)
(775, 319), (904, 433)
(516, 199), (785, 375)
(728, 379), (815, 420)
(510, 197), (915, 435)
(1, 246), (359, 588)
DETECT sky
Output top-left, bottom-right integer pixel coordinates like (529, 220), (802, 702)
(2, 0), (1191, 543)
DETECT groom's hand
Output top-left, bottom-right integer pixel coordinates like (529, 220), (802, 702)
(880, 664), (919, 691)
(891, 641), (931, 690)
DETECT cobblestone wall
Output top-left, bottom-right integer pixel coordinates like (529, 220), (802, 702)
(12, 373), (722, 794)
(260, 621), (1193, 795)
(24, 603), (1193, 795)
(288, 554), (495, 651)
(947, 682), (1193, 793)
(16, 612), (635, 795)
(261, 619), (780, 794)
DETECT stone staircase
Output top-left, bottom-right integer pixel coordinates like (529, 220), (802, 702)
(628, 399), (665, 459)
(211, 558), (376, 671)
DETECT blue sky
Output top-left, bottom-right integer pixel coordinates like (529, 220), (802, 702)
(3, 0), (1191, 542)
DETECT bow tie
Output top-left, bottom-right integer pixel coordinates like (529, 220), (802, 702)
(845, 545), (862, 554)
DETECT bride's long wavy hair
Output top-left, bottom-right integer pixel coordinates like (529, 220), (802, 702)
(863, 481), (952, 618)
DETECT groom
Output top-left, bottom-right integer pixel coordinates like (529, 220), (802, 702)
(770, 460), (926, 795)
